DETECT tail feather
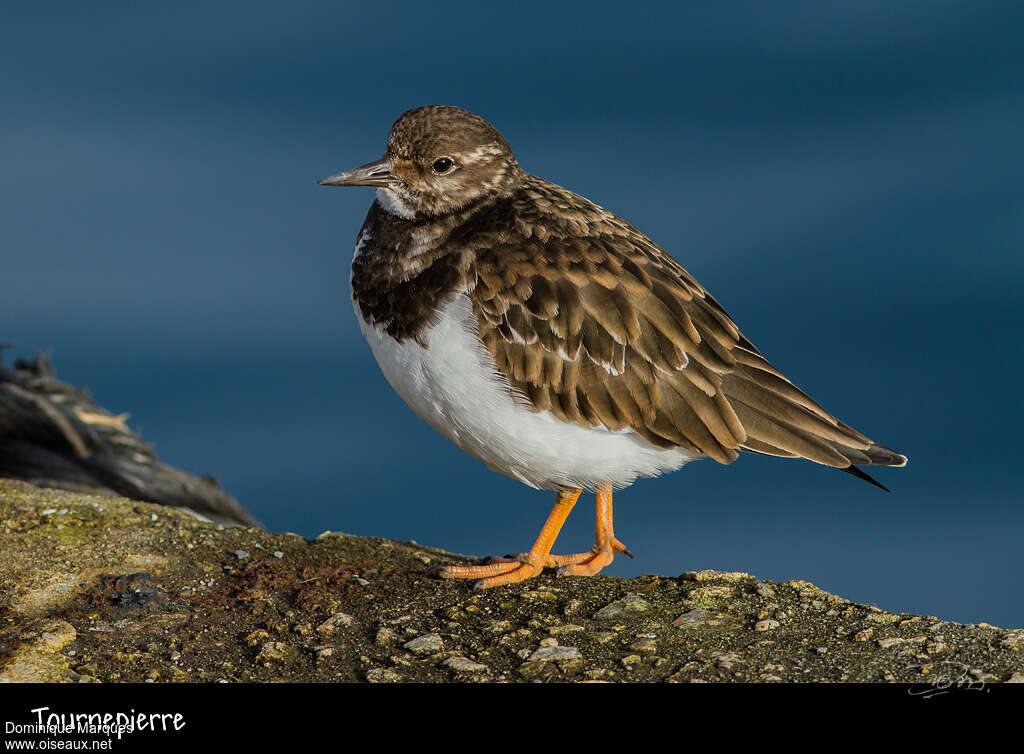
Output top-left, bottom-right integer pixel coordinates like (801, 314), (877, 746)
(723, 366), (908, 491)
(840, 464), (891, 492)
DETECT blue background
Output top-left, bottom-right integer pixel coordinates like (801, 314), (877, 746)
(4, 2), (1022, 626)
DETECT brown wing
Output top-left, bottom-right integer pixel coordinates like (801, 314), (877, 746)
(469, 178), (906, 473)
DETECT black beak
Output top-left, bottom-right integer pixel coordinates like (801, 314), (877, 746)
(317, 157), (401, 188)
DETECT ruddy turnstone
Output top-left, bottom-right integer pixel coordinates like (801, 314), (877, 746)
(318, 106), (907, 589)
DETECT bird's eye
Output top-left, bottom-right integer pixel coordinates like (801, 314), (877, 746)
(431, 157), (456, 175)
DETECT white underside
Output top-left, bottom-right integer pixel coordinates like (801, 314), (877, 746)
(352, 271), (701, 490)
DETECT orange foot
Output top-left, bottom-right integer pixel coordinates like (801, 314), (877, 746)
(551, 537), (634, 577)
(437, 483), (631, 589)
(438, 557), (545, 589)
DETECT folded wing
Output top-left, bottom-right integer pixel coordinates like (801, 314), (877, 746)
(469, 182), (906, 481)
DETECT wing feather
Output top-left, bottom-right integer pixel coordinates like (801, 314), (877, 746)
(469, 176), (906, 476)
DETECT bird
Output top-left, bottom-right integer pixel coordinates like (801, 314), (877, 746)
(318, 105), (907, 589)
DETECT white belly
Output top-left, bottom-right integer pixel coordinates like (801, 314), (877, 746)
(353, 290), (701, 491)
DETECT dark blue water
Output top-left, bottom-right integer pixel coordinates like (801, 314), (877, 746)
(4, 1), (1022, 626)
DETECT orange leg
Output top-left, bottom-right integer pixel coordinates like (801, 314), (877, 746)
(438, 483), (634, 589)
(552, 482), (633, 577)
(438, 487), (582, 589)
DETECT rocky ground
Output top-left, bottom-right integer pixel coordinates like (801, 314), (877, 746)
(1, 479), (1022, 684)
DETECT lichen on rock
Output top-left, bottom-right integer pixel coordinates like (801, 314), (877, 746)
(1, 479), (1022, 684)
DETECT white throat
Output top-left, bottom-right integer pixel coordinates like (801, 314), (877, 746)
(375, 188), (417, 220)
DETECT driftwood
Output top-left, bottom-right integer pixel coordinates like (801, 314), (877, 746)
(0, 346), (258, 527)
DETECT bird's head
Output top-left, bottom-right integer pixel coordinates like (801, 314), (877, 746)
(318, 106), (522, 219)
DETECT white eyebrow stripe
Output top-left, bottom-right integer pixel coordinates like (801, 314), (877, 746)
(458, 142), (504, 164)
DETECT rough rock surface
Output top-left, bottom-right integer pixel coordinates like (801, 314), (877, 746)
(1, 479), (1021, 684)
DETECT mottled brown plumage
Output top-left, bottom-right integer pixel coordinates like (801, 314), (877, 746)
(322, 105), (907, 588)
(343, 106), (906, 482)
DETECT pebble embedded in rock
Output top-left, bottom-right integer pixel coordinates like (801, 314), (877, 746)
(620, 654), (642, 668)
(316, 612), (355, 636)
(366, 668), (403, 683)
(864, 611), (901, 625)
(519, 589), (559, 603)
(682, 569), (752, 583)
(671, 609), (739, 632)
(518, 645), (583, 679)
(403, 633), (444, 655)
(233, 550), (248, 560)
(687, 585), (735, 602)
(244, 630), (270, 647)
(443, 657), (489, 673)
(36, 620), (77, 651)
(593, 594), (651, 620)
(255, 641), (299, 666)
(755, 619), (781, 632)
(876, 637), (906, 649)
(714, 652), (743, 670)
(528, 645), (581, 662)
(548, 624), (585, 635)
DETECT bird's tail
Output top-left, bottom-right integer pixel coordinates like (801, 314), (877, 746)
(722, 351), (907, 491)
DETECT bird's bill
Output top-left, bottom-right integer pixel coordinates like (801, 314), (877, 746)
(317, 157), (401, 188)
